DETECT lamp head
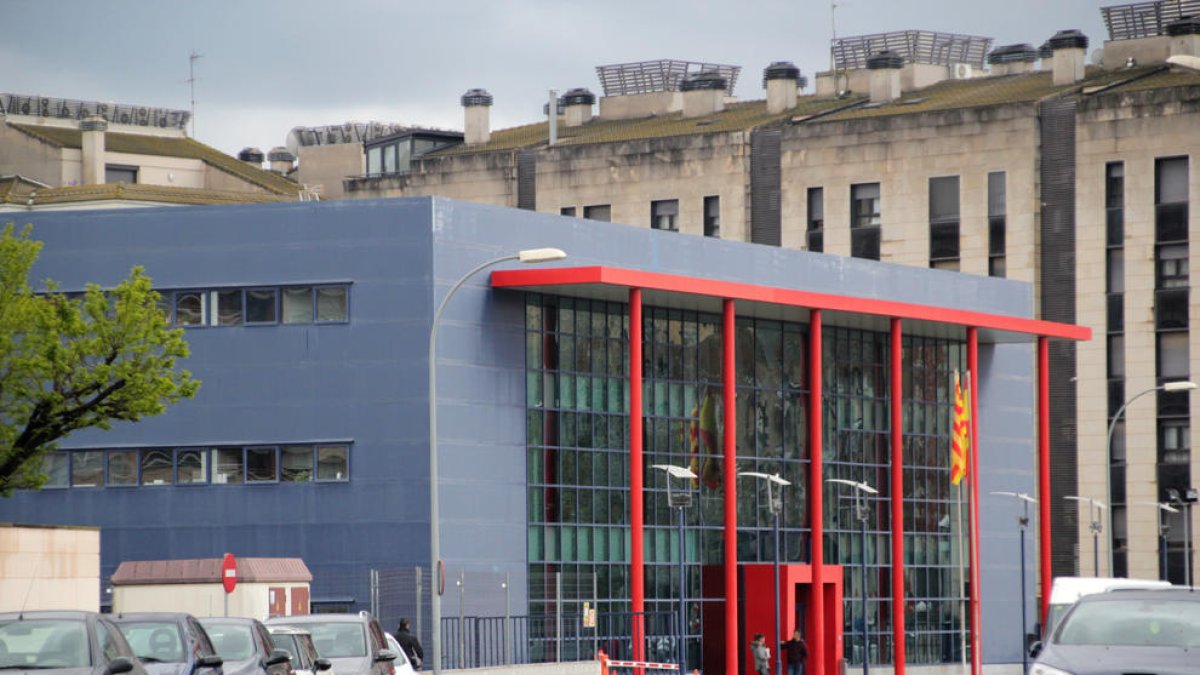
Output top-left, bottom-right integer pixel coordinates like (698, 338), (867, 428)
(518, 248), (567, 264)
(1162, 380), (1198, 393)
(652, 464), (698, 480)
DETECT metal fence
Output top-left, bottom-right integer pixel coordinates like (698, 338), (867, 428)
(1102, 0), (1200, 40)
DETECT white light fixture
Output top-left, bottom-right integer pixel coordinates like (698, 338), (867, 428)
(738, 470), (791, 486)
(827, 477), (877, 494)
(991, 491), (1038, 505)
(652, 464), (698, 480)
(518, 247), (567, 263)
(1162, 380), (1198, 393)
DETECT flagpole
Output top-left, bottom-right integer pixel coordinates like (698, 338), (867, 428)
(957, 482), (967, 674)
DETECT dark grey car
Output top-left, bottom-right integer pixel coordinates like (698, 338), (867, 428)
(196, 619), (290, 675)
(0, 611), (149, 675)
(263, 614), (394, 675)
(1030, 588), (1200, 675)
(111, 613), (223, 675)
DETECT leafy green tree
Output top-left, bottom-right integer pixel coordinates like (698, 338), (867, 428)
(0, 224), (199, 494)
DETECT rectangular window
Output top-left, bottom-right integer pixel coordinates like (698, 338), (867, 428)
(929, 176), (960, 268)
(215, 448), (244, 484)
(651, 200), (679, 231)
(1157, 331), (1190, 379)
(107, 450), (137, 486)
(139, 448), (173, 485)
(281, 446), (314, 482)
(1155, 157), (1189, 243)
(246, 288), (278, 324)
(246, 447), (278, 482)
(583, 205), (611, 222)
(366, 147), (382, 175)
(988, 172), (1006, 277)
(1157, 244), (1189, 289)
(105, 164), (138, 184)
(381, 143), (396, 174)
(174, 291), (206, 327)
(282, 287), (313, 324)
(316, 287), (348, 323)
(1159, 420), (1191, 465)
(41, 452), (69, 488)
(71, 450), (104, 487)
(807, 187), (824, 253)
(703, 196), (720, 238)
(216, 290), (243, 326)
(851, 183), (881, 260)
(316, 445), (349, 481)
(560, 207), (576, 217)
(176, 449), (209, 484)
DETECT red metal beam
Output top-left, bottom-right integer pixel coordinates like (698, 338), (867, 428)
(723, 299), (738, 675)
(492, 266), (1090, 341)
(1038, 337), (1052, 629)
(809, 310), (825, 675)
(968, 329), (982, 675)
(890, 318), (906, 675)
(629, 288), (645, 664)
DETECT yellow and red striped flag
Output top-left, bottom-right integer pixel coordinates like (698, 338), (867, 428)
(951, 370), (970, 485)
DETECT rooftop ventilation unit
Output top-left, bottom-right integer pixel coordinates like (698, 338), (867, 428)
(1102, 0), (1200, 40)
(831, 30), (993, 70)
(595, 60), (741, 96)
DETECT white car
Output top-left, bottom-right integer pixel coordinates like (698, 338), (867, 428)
(384, 634), (416, 675)
(267, 626), (335, 675)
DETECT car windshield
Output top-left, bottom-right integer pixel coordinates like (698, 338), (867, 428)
(270, 634), (305, 667)
(0, 619), (91, 668)
(117, 622), (185, 663)
(286, 623), (365, 659)
(202, 623), (256, 661)
(1056, 598), (1200, 649)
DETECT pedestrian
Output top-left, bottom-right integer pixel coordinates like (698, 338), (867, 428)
(782, 629), (808, 675)
(395, 618), (424, 671)
(750, 632), (771, 675)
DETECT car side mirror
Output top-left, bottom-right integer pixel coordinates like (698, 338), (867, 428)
(266, 649), (292, 667)
(374, 649), (398, 663)
(1028, 641), (1043, 658)
(314, 659), (332, 672)
(195, 654), (224, 670)
(105, 657), (136, 675)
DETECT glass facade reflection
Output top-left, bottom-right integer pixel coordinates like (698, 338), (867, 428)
(526, 295), (967, 666)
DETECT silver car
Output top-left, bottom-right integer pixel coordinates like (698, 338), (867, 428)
(264, 614), (395, 675)
(267, 627), (332, 675)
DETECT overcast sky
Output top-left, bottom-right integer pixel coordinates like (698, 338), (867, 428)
(6, 0), (1111, 156)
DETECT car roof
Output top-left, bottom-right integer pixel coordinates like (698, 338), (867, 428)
(1075, 587), (1198, 603)
(266, 614), (365, 624)
(112, 612), (192, 622)
(0, 611), (95, 621)
(198, 617), (258, 625)
(268, 626), (313, 635)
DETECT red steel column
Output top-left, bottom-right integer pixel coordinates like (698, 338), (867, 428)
(809, 310), (825, 675)
(1037, 337), (1052, 629)
(723, 299), (738, 675)
(629, 288), (645, 663)
(890, 318), (906, 675)
(967, 328), (982, 675)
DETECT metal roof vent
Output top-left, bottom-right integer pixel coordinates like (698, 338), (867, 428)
(763, 61), (800, 82)
(1167, 16), (1200, 36)
(1038, 41), (1054, 59)
(867, 50), (904, 70)
(267, 147), (295, 162)
(1048, 29), (1088, 51)
(680, 70), (728, 91)
(238, 147), (265, 163)
(461, 88), (494, 107)
(988, 44), (1039, 64)
(562, 88), (597, 106)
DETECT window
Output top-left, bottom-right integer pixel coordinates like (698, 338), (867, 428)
(366, 146), (382, 175)
(72, 450), (104, 487)
(1159, 420), (1190, 465)
(282, 287), (313, 324)
(140, 449), (173, 485)
(281, 446), (314, 482)
(316, 445), (349, 481)
(850, 183), (881, 260)
(807, 187), (824, 253)
(246, 288), (278, 324)
(41, 452), (69, 488)
(105, 164), (138, 184)
(216, 290), (242, 326)
(1157, 244), (1189, 289)
(163, 285), (349, 327)
(583, 205), (611, 222)
(1157, 332), (1190, 379)
(177, 449), (208, 484)
(175, 291), (205, 326)
(651, 200), (679, 231)
(1155, 157), (1189, 243)
(1106, 162), (1125, 245)
(316, 287), (348, 323)
(704, 196), (720, 238)
(215, 448), (244, 484)
(988, 172), (1006, 277)
(929, 176), (960, 269)
(560, 207), (576, 217)
(108, 450), (137, 486)
(246, 447), (278, 482)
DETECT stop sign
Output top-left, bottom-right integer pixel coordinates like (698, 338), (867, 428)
(221, 553), (238, 594)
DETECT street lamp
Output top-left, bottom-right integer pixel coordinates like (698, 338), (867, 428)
(1064, 496), (1108, 577)
(1167, 488), (1199, 587)
(990, 491), (1037, 673)
(429, 247), (566, 674)
(741, 471), (791, 675)
(1105, 380), (1196, 575)
(1136, 501), (1179, 581)
(827, 478), (877, 675)
(651, 464), (698, 670)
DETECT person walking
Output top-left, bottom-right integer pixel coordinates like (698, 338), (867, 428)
(750, 632), (771, 675)
(395, 618), (424, 671)
(782, 630), (808, 675)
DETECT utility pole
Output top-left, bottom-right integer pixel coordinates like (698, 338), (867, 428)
(186, 51), (203, 138)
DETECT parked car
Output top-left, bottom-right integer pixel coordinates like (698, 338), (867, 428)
(1043, 575), (1172, 636)
(0, 610), (149, 675)
(197, 618), (292, 675)
(382, 634), (415, 675)
(111, 612), (223, 675)
(267, 627), (333, 675)
(264, 613), (395, 675)
(1030, 588), (1200, 675)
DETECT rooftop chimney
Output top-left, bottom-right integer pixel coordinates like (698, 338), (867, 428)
(461, 88), (493, 145)
(680, 71), (727, 118)
(867, 50), (903, 103)
(562, 88), (596, 127)
(1168, 17), (1200, 59)
(1048, 29), (1088, 85)
(987, 44), (1039, 76)
(238, 147), (265, 168)
(267, 147), (296, 174)
(764, 61), (801, 114)
(80, 116), (107, 185)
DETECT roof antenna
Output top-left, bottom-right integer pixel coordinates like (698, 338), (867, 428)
(184, 51), (203, 139)
(19, 553), (45, 617)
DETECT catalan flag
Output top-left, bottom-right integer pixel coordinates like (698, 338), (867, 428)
(951, 370), (970, 485)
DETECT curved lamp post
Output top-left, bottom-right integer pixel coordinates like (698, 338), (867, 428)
(741, 471), (792, 675)
(1105, 380), (1196, 575)
(827, 478), (877, 675)
(651, 464), (698, 670)
(430, 247), (566, 674)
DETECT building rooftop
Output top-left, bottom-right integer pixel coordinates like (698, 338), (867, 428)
(0, 178), (294, 209)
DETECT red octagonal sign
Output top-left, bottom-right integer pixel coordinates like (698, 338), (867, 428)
(221, 553), (238, 594)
